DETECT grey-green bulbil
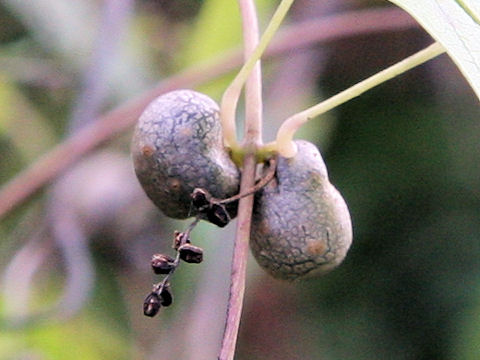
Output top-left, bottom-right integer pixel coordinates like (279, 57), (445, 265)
(251, 140), (352, 280)
(132, 90), (240, 221)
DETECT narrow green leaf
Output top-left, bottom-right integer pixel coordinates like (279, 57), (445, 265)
(390, 0), (480, 100)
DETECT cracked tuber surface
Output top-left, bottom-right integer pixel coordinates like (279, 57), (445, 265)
(131, 89), (240, 221)
(251, 140), (352, 280)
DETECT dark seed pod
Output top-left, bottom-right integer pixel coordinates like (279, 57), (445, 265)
(178, 243), (204, 263)
(151, 254), (176, 274)
(159, 285), (173, 307)
(206, 203), (230, 228)
(191, 188), (211, 210)
(250, 140), (352, 281)
(191, 188), (232, 227)
(131, 90), (240, 223)
(143, 292), (161, 317)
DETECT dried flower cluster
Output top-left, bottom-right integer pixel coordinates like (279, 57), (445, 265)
(143, 187), (232, 317)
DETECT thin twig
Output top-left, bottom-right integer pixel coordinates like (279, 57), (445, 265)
(241, 0), (264, 147)
(153, 217), (200, 293)
(218, 0), (263, 357)
(218, 153), (257, 360)
(217, 156), (277, 205)
(0, 7), (416, 220)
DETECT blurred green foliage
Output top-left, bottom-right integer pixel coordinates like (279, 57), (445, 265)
(0, 0), (479, 360)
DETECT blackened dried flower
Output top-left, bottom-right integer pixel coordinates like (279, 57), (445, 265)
(191, 188), (211, 210)
(207, 203), (230, 227)
(160, 285), (173, 307)
(144, 292), (161, 317)
(178, 243), (203, 263)
(151, 253), (176, 274)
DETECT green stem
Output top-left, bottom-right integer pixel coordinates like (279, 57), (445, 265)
(455, 0), (480, 24)
(220, 0), (295, 151)
(267, 41), (446, 157)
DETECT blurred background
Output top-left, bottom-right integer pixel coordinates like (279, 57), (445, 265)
(0, 0), (479, 359)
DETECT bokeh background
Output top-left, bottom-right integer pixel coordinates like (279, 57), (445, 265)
(0, 0), (479, 359)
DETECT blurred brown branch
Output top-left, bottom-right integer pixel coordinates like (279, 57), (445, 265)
(0, 7), (417, 220)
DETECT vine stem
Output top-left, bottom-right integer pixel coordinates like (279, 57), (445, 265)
(267, 41), (446, 157)
(220, 0), (294, 151)
(218, 0), (263, 358)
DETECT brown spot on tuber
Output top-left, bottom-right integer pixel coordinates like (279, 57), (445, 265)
(142, 145), (155, 157)
(306, 240), (327, 256)
(167, 178), (182, 192)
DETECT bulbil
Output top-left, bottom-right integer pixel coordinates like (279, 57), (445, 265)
(132, 90), (240, 222)
(250, 140), (352, 280)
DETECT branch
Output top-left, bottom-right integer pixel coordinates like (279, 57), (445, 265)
(218, 0), (262, 357)
(0, 7), (416, 220)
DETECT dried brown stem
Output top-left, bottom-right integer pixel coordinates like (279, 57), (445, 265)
(218, 0), (262, 358)
(219, 154), (257, 360)
(0, 7), (416, 220)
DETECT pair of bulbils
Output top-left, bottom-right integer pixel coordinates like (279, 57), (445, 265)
(132, 90), (352, 280)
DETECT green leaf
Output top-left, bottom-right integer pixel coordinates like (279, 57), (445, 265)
(389, 0), (480, 100)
